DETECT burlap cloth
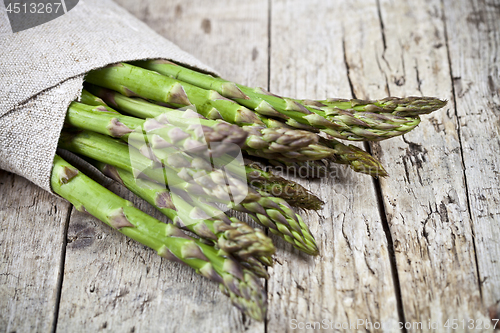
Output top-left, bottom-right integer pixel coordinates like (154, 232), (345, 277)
(0, 0), (215, 193)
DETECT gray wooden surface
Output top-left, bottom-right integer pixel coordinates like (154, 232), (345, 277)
(1, 0), (499, 332)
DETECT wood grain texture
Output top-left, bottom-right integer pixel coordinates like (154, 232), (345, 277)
(443, 0), (500, 311)
(341, 0), (491, 330)
(115, 0), (269, 87)
(267, 1), (399, 332)
(0, 170), (70, 332)
(56, 0), (268, 332)
(1, 0), (499, 332)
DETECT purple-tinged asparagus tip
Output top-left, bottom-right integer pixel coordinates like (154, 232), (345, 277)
(223, 259), (245, 280)
(168, 127), (190, 143)
(165, 224), (193, 239)
(303, 113), (340, 128)
(235, 108), (265, 125)
(193, 223), (218, 241)
(206, 107), (223, 120)
(143, 119), (166, 132)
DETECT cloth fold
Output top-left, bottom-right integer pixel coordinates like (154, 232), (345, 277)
(0, 0), (215, 192)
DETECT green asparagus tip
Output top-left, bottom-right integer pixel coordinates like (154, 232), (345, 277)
(378, 96), (448, 116)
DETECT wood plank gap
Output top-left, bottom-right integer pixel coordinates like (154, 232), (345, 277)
(370, 2), (407, 328)
(440, 0), (483, 303)
(343, 25), (407, 329)
(51, 205), (72, 333)
(343, 23), (407, 329)
(375, 0), (390, 95)
(375, 0), (386, 51)
(366, 141), (408, 333)
(341, 37), (356, 101)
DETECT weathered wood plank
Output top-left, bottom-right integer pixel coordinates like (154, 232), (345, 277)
(443, 0), (500, 314)
(342, 0), (491, 329)
(266, 1), (399, 332)
(3, 0), (495, 332)
(115, 0), (269, 87)
(56, 0), (268, 331)
(0, 170), (70, 332)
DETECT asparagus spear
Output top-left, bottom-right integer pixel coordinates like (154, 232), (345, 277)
(58, 130), (257, 206)
(268, 159), (330, 179)
(66, 101), (248, 159)
(71, 98), (323, 210)
(135, 60), (443, 141)
(299, 96), (448, 117)
(95, 161), (274, 277)
(65, 110), (254, 207)
(51, 155), (267, 320)
(79, 89), (117, 110)
(245, 163), (324, 210)
(319, 137), (388, 178)
(85, 83), (387, 178)
(233, 191), (318, 255)
(85, 63), (264, 126)
(89, 84), (319, 153)
(59, 130), (319, 255)
(85, 84), (333, 162)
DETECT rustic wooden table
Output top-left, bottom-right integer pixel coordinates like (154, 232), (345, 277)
(1, 0), (499, 332)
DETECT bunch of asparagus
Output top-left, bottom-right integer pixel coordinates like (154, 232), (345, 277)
(52, 61), (446, 320)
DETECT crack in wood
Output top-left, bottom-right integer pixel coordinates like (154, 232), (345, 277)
(441, 0), (484, 304)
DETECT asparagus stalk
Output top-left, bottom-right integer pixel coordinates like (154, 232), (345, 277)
(269, 159), (330, 179)
(192, 187), (319, 255)
(85, 84), (333, 162)
(66, 101), (248, 159)
(85, 63), (264, 126)
(79, 89), (118, 111)
(58, 130), (257, 206)
(299, 96), (448, 117)
(135, 60), (443, 141)
(86, 83), (386, 177)
(70, 100), (322, 209)
(233, 191), (318, 255)
(59, 130), (319, 255)
(287, 138), (388, 178)
(95, 161), (274, 277)
(319, 137), (388, 178)
(51, 155), (267, 320)
(245, 163), (324, 210)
